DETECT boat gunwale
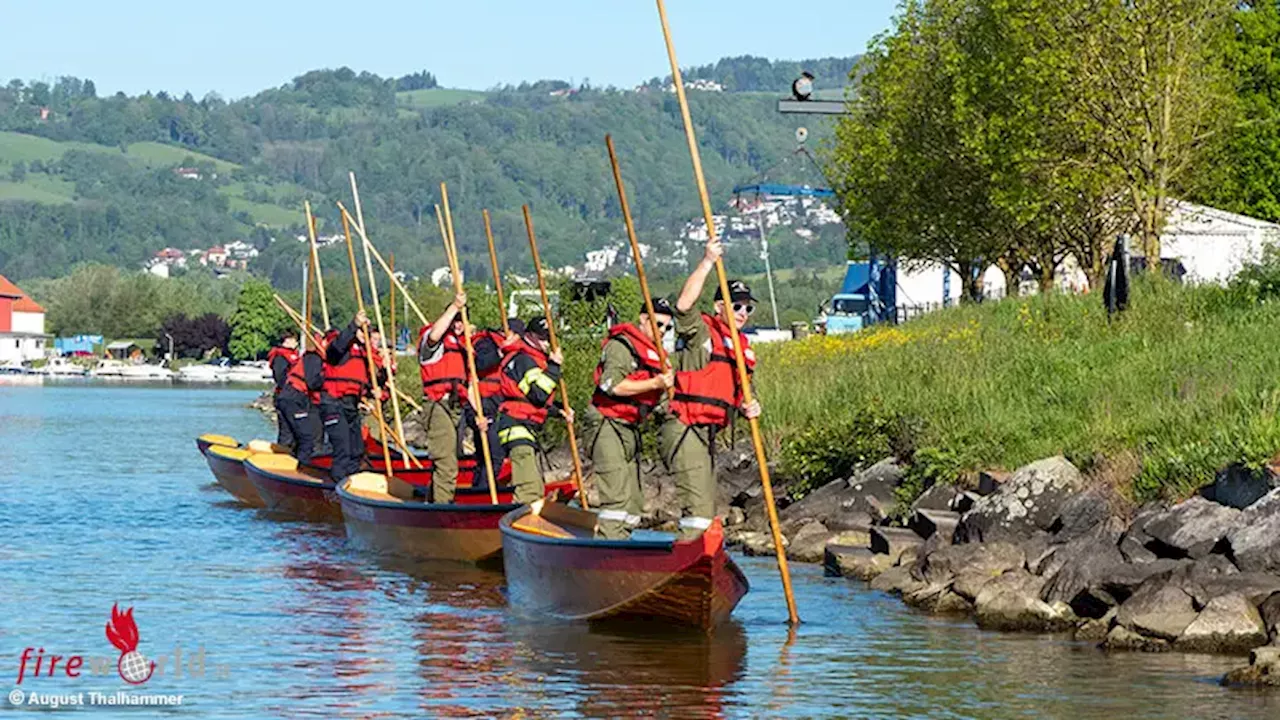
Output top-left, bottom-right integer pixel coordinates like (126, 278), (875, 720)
(244, 456), (334, 490)
(335, 482), (523, 513)
(499, 506), (678, 552)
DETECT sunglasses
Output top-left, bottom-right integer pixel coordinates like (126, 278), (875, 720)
(733, 303), (756, 316)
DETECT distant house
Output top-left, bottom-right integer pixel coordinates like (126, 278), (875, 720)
(1159, 201), (1280, 284)
(200, 246), (229, 267)
(105, 341), (143, 361)
(0, 274), (51, 364)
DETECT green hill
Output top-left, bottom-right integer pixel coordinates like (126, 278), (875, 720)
(0, 60), (855, 283)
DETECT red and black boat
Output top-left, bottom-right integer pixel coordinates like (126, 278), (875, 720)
(500, 502), (750, 630)
(337, 472), (575, 564)
(201, 444), (267, 507)
(195, 433), (239, 455)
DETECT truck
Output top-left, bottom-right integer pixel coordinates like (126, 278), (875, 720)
(822, 259), (897, 334)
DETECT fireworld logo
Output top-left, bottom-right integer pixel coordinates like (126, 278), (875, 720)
(15, 604), (228, 685)
(105, 604), (154, 684)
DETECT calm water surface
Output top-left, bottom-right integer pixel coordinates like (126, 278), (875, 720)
(0, 382), (1276, 718)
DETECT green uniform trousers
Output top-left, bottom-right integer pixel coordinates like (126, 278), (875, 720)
(659, 417), (716, 539)
(591, 418), (644, 539)
(507, 444), (543, 505)
(422, 399), (459, 504)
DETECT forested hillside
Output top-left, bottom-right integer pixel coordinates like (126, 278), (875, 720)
(0, 56), (857, 283)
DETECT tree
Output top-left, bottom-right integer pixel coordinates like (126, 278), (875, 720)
(9, 161), (25, 182)
(228, 280), (289, 360)
(158, 313), (230, 359)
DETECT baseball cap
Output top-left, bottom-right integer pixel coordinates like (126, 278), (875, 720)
(526, 317), (551, 340)
(714, 279), (756, 303)
(507, 317), (527, 335)
(643, 297), (675, 317)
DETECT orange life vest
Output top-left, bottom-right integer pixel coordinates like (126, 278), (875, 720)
(266, 346), (299, 396)
(671, 313), (755, 428)
(498, 337), (553, 425)
(322, 339), (370, 399)
(591, 323), (664, 425)
(417, 325), (467, 402)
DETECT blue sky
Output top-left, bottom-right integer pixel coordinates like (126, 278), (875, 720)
(1, 0), (899, 98)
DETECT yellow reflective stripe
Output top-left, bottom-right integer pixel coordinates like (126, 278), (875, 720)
(518, 368), (557, 395)
(498, 426), (536, 444)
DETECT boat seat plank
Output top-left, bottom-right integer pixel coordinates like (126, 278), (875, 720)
(512, 515), (581, 540)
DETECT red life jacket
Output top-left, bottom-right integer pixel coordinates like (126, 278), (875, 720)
(591, 323), (665, 425)
(498, 336), (553, 425)
(322, 338), (370, 399)
(475, 329), (505, 400)
(284, 351), (321, 404)
(671, 313), (756, 428)
(266, 346), (299, 395)
(417, 325), (467, 402)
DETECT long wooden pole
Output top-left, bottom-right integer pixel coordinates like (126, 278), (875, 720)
(340, 204), (396, 479)
(389, 252), (396, 350)
(350, 172), (412, 479)
(655, 0), (798, 625)
(440, 184), (500, 504)
(275, 292), (420, 466)
(305, 201), (331, 329)
(338, 204), (430, 328)
(606, 134), (672, 400)
(482, 209), (510, 335)
(521, 204), (587, 508)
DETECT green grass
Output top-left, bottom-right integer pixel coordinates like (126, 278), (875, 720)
(755, 269), (1280, 504)
(395, 88), (487, 109)
(0, 131), (238, 172)
(228, 196), (302, 227)
(0, 180), (74, 203)
(124, 142), (238, 173)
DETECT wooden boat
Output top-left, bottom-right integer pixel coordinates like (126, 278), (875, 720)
(336, 472), (577, 564)
(244, 453), (343, 522)
(201, 444), (268, 507)
(500, 502), (749, 630)
(195, 433), (239, 455)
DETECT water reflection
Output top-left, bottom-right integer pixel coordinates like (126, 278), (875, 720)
(505, 620), (748, 718)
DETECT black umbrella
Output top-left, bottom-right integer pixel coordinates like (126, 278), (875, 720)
(1103, 237), (1130, 317)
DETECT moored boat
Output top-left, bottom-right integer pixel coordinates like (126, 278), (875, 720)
(195, 433), (240, 454)
(500, 502), (749, 630)
(201, 444), (269, 507)
(336, 472), (576, 564)
(244, 453), (342, 522)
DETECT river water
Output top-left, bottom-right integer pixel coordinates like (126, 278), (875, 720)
(0, 382), (1276, 718)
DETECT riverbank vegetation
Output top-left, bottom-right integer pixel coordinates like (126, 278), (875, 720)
(755, 254), (1280, 505)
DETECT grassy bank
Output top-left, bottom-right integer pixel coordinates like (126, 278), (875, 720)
(754, 266), (1280, 504)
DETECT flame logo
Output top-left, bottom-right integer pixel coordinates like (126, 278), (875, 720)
(105, 604), (155, 685)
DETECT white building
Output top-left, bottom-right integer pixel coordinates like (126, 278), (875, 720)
(0, 274), (50, 364)
(1160, 201), (1280, 284)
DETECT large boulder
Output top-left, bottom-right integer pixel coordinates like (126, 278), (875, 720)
(908, 509), (961, 543)
(1222, 646), (1280, 687)
(869, 564), (926, 597)
(956, 457), (1086, 543)
(825, 545), (893, 581)
(1118, 505), (1164, 564)
(1225, 488), (1280, 574)
(844, 458), (906, 523)
(1115, 583), (1199, 641)
(951, 543), (1027, 602)
(1204, 464), (1279, 510)
(1095, 559), (1193, 605)
(870, 527), (925, 564)
(1260, 592), (1280, 643)
(1142, 497), (1241, 559)
(779, 476), (865, 528)
(1050, 488), (1113, 543)
(974, 569), (1074, 632)
(785, 520), (833, 563)
(1175, 593), (1269, 654)
(913, 483), (963, 512)
(1040, 531), (1128, 618)
(1102, 625), (1171, 652)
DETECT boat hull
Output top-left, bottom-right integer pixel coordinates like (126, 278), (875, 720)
(500, 505), (749, 630)
(195, 433), (239, 455)
(201, 446), (265, 507)
(244, 457), (341, 522)
(338, 481), (577, 563)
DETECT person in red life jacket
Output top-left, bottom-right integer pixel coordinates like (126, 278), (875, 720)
(660, 238), (761, 539)
(267, 331), (301, 449)
(496, 316), (574, 504)
(272, 331), (326, 463)
(416, 291), (469, 503)
(462, 317), (525, 489)
(321, 309), (387, 482)
(586, 299), (676, 539)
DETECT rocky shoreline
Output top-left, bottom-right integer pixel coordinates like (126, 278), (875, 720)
(717, 454), (1280, 687)
(251, 393), (1280, 685)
